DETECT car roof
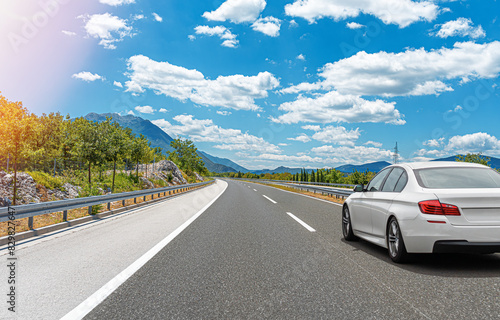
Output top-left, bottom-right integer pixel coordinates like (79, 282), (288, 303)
(396, 161), (489, 170)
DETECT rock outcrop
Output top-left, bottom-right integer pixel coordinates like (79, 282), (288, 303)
(0, 171), (81, 206)
(136, 160), (187, 185)
(0, 171), (39, 205)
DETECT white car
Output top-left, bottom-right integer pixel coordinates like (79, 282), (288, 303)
(342, 161), (500, 263)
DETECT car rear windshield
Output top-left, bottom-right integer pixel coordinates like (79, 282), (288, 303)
(414, 167), (500, 189)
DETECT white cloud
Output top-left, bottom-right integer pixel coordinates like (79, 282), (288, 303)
(133, 14), (145, 20)
(278, 143), (289, 146)
(251, 16), (281, 37)
(255, 153), (323, 163)
(289, 19), (299, 27)
(423, 137), (445, 148)
(273, 91), (405, 124)
(152, 115), (281, 154)
(72, 71), (103, 82)
(135, 105), (156, 114)
(446, 132), (500, 155)
(217, 110), (232, 116)
(312, 145), (394, 164)
(302, 125), (321, 131)
(159, 108), (168, 113)
(434, 18), (485, 39)
(152, 13), (163, 22)
(417, 133), (500, 158)
(125, 55), (279, 111)
(113, 81), (123, 88)
(309, 126), (361, 146)
(296, 54), (306, 61)
(364, 141), (383, 148)
(284, 41), (500, 97)
(81, 13), (132, 49)
(99, 0), (135, 6)
(284, 0), (439, 28)
(194, 25), (239, 48)
(203, 0), (266, 23)
(62, 30), (76, 36)
(346, 22), (364, 29)
(287, 133), (311, 143)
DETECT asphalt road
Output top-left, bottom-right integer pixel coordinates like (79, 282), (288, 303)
(0, 180), (226, 320)
(80, 179), (500, 320)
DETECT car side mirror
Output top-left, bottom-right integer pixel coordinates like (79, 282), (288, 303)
(353, 184), (364, 192)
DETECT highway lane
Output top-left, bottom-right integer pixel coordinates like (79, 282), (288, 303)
(0, 180), (226, 320)
(85, 179), (500, 320)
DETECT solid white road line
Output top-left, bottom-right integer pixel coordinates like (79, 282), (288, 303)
(286, 212), (316, 232)
(61, 181), (228, 320)
(262, 195), (277, 204)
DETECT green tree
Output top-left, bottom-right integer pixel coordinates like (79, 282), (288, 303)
(0, 93), (34, 204)
(130, 134), (150, 179)
(105, 120), (132, 192)
(71, 118), (107, 185)
(167, 138), (207, 175)
(456, 153), (490, 167)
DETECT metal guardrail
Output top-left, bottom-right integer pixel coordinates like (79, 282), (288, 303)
(228, 178), (354, 199)
(0, 180), (214, 224)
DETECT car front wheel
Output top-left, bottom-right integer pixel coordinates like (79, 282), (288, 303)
(387, 217), (408, 263)
(342, 206), (357, 241)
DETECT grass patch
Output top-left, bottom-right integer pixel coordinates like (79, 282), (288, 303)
(26, 171), (64, 189)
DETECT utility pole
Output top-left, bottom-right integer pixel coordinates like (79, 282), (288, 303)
(393, 142), (399, 164)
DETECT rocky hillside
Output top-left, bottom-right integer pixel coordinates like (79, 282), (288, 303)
(0, 171), (81, 206)
(0, 160), (199, 207)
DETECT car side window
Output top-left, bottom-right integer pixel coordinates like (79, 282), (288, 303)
(381, 168), (404, 192)
(393, 171), (408, 192)
(366, 168), (391, 192)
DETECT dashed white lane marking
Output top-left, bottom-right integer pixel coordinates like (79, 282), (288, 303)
(263, 195), (277, 204)
(286, 212), (316, 232)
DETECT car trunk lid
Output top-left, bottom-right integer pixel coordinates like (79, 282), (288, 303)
(432, 189), (500, 226)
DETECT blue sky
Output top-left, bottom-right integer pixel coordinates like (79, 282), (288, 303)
(1, 0), (500, 170)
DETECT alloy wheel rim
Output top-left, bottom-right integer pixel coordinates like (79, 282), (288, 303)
(388, 221), (399, 257)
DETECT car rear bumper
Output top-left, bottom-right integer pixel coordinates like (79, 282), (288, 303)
(400, 217), (500, 253)
(432, 240), (500, 254)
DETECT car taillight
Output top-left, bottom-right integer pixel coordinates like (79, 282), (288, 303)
(418, 200), (461, 216)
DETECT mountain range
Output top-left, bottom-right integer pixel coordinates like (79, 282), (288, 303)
(83, 113), (500, 174)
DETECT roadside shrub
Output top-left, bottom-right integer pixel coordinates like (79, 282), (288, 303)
(26, 171), (63, 189)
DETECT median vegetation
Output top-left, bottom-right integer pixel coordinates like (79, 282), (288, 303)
(213, 168), (376, 185)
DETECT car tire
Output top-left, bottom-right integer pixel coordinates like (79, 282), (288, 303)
(342, 205), (357, 241)
(387, 217), (408, 263)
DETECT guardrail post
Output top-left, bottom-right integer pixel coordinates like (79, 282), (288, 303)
(28, 217), (34, 230)
(88, 206), (92, 215)
(63, 210), (68, 221)
(122, 200), (126, 207)
(134, 197), (137, 204)
(143, 196), (146, 202)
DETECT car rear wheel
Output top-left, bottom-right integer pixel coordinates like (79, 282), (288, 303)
(387, 217), (408, 263)
(342, 206), (357, 241)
